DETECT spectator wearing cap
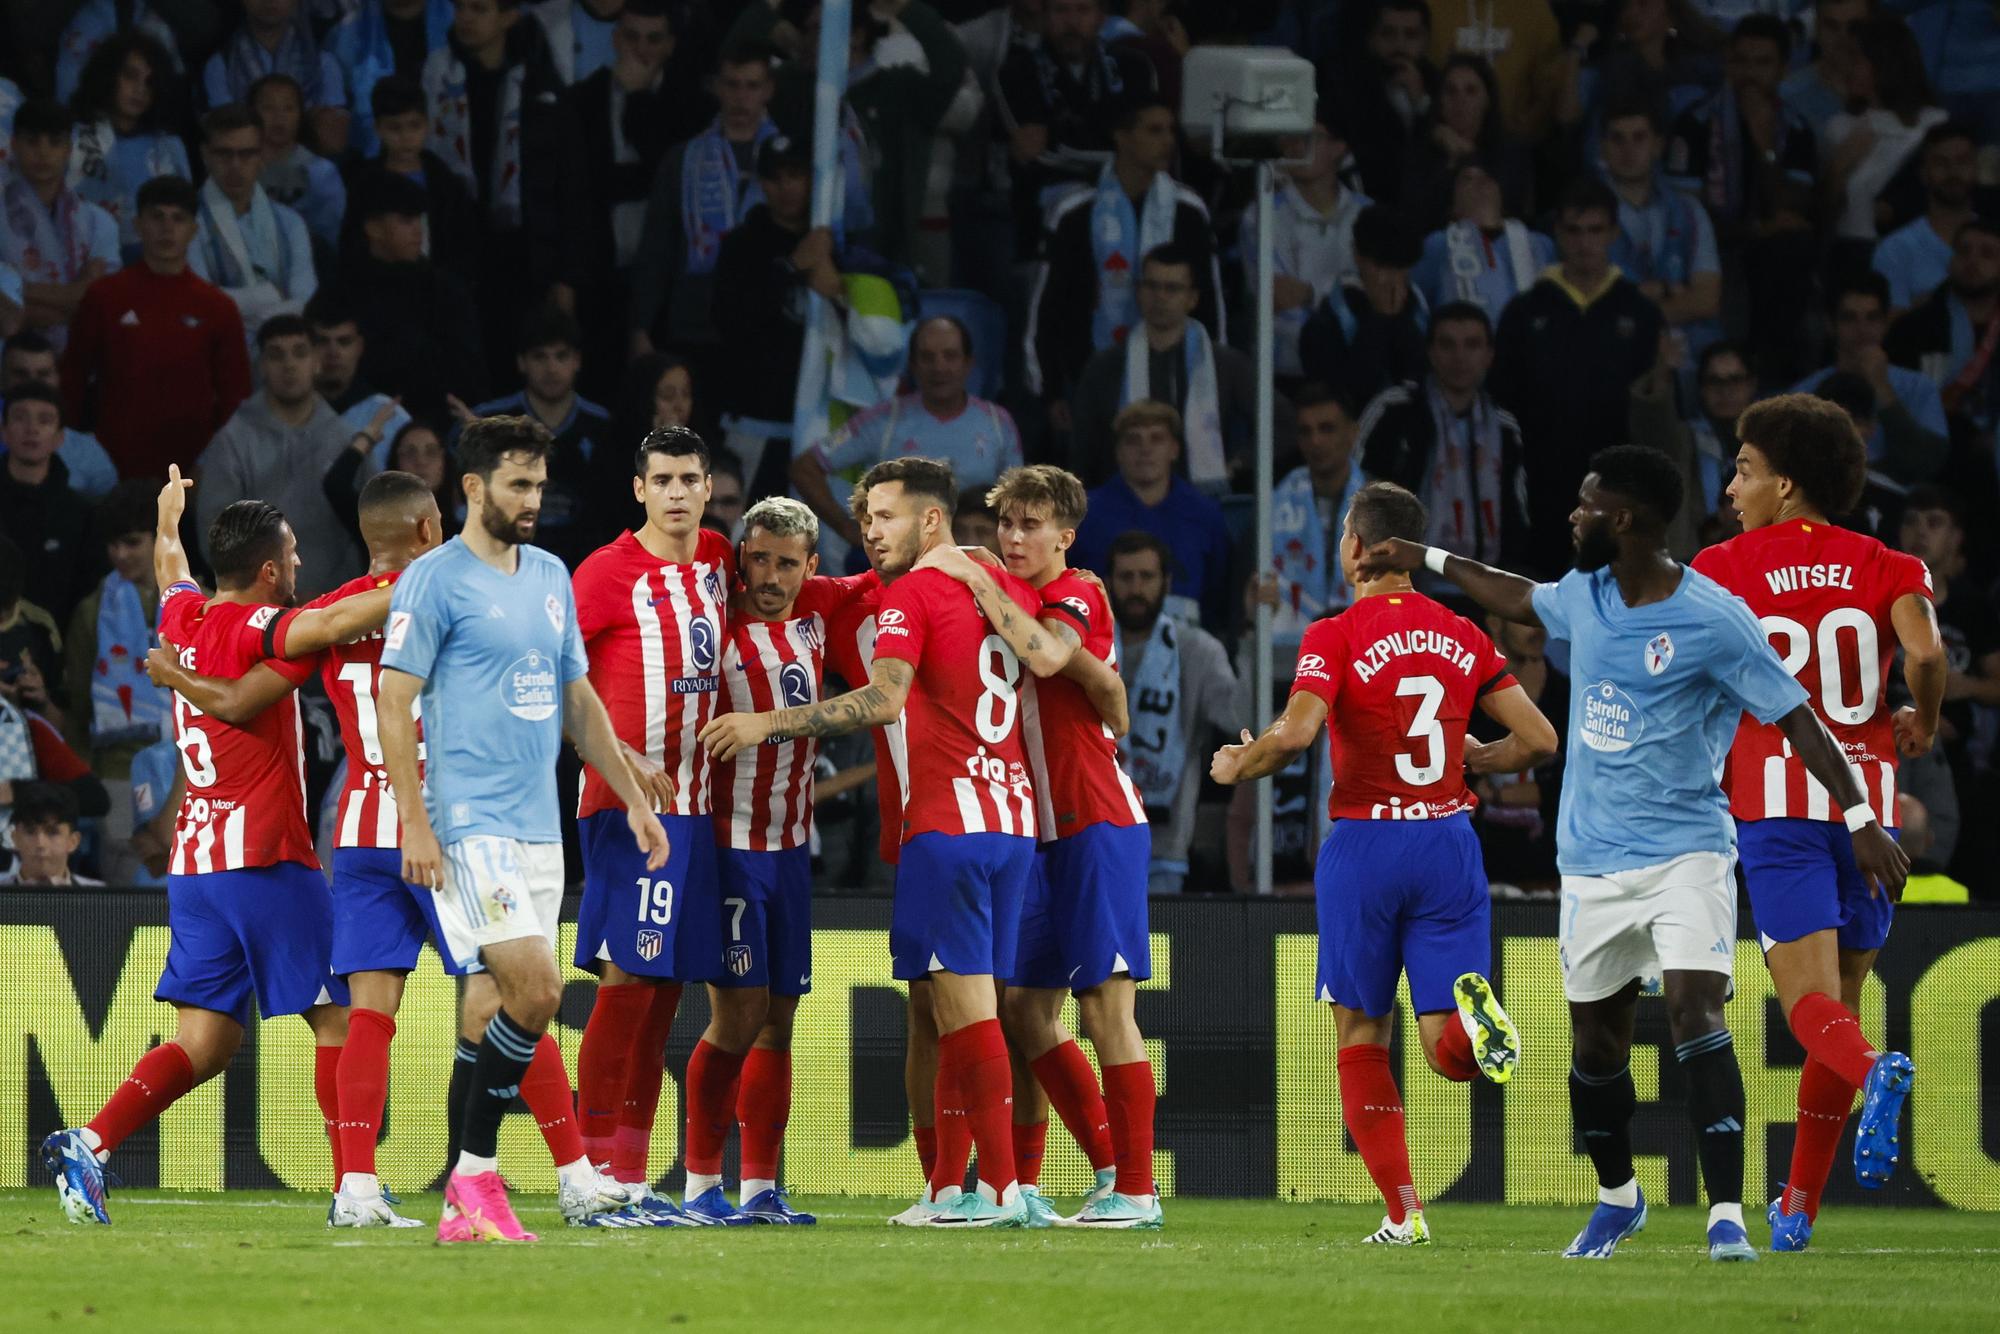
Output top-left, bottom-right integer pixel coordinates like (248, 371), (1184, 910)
(1069, 242), (1286, 493)
(0, 384), (99, 625)
(1300, 204), (1428, 411)
(1491, 178), (1663, 575)
(1599, 97), (1722, 361)
(202, 0), (351, 153)
(459, 304), (617, 566)
(422, 0), (590, 381)
(188, 104), (319, 357)
(0, 784), (101, 886)
(1029, 96), (1221, 435)
(1886, 217), (2000, 435)
(339, 74), (484, 284)
(341, 172), (488, 419)
(327, 0), (456, 158)
(995, 0), (1159, 251)
(711, 133), (844, 496)
(794, 315), (1022, 552)
(197, 313), (372, 600)
(629, 41), (779, 372)
(1240, 115), (1369, 379)
(0, 100), (120, 353)
(1410, 163), (1553, 327)
(1871, 122), (1984, 316)
(60, 176), (251, 481)
(1790, 271), (1948, 483)
(1072, 399), (1233, 633)
(1, 332), (118, 496)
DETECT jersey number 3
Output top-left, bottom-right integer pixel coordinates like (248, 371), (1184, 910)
(1394, 675), (1447, 786)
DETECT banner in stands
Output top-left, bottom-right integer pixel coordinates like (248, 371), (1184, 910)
(3, 893), (1995, 1208)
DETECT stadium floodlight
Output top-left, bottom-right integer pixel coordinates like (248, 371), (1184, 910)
(1182, 48), (1316, 897)
(1180, 47), (1317, 162)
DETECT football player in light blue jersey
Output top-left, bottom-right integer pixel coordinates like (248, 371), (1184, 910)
(377, 415), (670, 1244)
(1360, 445), (1908, 1264)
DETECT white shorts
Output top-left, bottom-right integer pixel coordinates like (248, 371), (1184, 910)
(435, 836), (565, 973)
(1558, 851), (1736, 1003)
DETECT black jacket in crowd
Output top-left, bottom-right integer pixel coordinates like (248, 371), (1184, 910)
(1355, 376), (1531, 569)
(345, 253), (488, 421)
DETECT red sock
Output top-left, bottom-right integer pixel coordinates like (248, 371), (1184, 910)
(1783, 1057), (1857, 1220)
(1433, 1014), (1479, 1083)
(1013, 1118), (1049, 1187)
(914, 1123), (939, 1182)
(735, 1045), (791, 1182)
(314, 1045), (344, 1188)
(1101, 1059), (1157, 1196)
(576, 983), (649, 1164)
(1789, 992), (1878, 1089)
(1029, 1041), (1114, 1171)
(520, 1034), (586, 1166)
(612, 982), (683, 1183)
(336, 1009), (395, 1178)
(932, 1067), (973, 1197)
(684, 1038), (748, 1176)
(87, 1041), (195, 1157)
(941, 1019), (1016, 1197)
(1338, 1044), (1420, 1224)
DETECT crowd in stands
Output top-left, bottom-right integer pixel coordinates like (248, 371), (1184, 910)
(2, 0), (1998, 899)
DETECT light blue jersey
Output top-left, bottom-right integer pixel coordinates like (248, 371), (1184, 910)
(380, 538), (589, 845)
(1531, 565), (1807, 876)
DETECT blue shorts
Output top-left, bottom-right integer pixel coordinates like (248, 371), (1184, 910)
(891, 831), (1034, 982)
(576, 810), (721, 980)
(158, 863), (349, 1025)
(1314, 812), (1490, 1017)
(329, 846), (473, 977)
(1737, 817), (1896, 953)
(714, 845), (814, 995)
(1008, 823), (1153, 992)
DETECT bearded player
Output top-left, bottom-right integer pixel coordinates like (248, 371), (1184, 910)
(703, 456), (1044, 1228)
(1212, 482), (1552, 1245)
(1690, 395), (1940, 1250)
(916, 465), (1157, 1228)
(570, 425), (738, 1225)
(141, 471), (644, 1229)
(44, 469), (392, 1225)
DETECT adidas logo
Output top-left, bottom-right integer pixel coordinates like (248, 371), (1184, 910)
(487, 1084), (521, 1099)
(1702, 1117), (1744, 1134)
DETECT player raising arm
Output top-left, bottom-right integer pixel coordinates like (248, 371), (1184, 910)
(1692, 395), (1940, 1250)
(374, 416), (667, 1244)
(1358, 445), (1907, 1263)
(1213, 481), (1554, 1245)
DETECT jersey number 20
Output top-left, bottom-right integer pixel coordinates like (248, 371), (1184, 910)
(1760, 609), (1880, 724)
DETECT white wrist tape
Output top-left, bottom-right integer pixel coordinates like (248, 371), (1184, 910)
(1843, 801), (1878, 833)
(1423, 546), (1450, 576)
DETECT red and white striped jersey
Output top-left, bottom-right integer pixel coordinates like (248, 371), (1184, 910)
(573, 528), (735, 819)
(712, 574), (874, 850)
(1692, 519), (1932, 827)
(1021, 571), (1146, 841)
(872, 566), (1040, 841)
(296, 571), (420, 849)
(158, 583), (318, 874)
(822, 572), (905, 864)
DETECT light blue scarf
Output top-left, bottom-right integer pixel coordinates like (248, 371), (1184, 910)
(1115, 612), (1184, 812)
(1270, 460), (1360, 648)
(91, 574), (169, 748)
(1089, 162), (1178, 352)
(681, 117), (777, 276)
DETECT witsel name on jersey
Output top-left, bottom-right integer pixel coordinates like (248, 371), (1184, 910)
(1764, 564), (1855, 595)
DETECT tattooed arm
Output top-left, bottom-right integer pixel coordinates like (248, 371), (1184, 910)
(916, 544), (1075, 677)
(699, 658), (915, 761)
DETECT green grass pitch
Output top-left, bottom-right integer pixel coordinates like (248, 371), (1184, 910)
(4, 1191), (1997, 1332)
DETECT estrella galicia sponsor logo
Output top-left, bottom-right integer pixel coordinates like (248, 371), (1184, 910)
(501, 650), (559, 721)
(779, 660), (813, 708)
(689, 616), (717, 672)
(636, 929), (664, 962)
(727, 944), (753, 977)
(1579, 680), (1643, 753)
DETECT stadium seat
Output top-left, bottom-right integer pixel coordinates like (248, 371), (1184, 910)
(919, 288), (1008, 399)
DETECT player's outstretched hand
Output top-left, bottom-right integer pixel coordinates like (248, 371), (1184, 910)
(628, 806), (670, 871)
(1892, 705), (1936, 758)
(915, 543), (984, 583)
(157, 463), (193, 531)
(403, 823), (444, 894)
(700, 710), (773, 762)
(1853, 821), (1911, 902)
(1355, 537), (1427, 581)
(1210, 729), (1254, 785)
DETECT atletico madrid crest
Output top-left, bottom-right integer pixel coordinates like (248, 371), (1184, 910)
(727, 944), (753, 977)
(636, 929), (664, 962)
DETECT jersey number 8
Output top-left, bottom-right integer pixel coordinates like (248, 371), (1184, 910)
(975, 634), (1023, 745)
